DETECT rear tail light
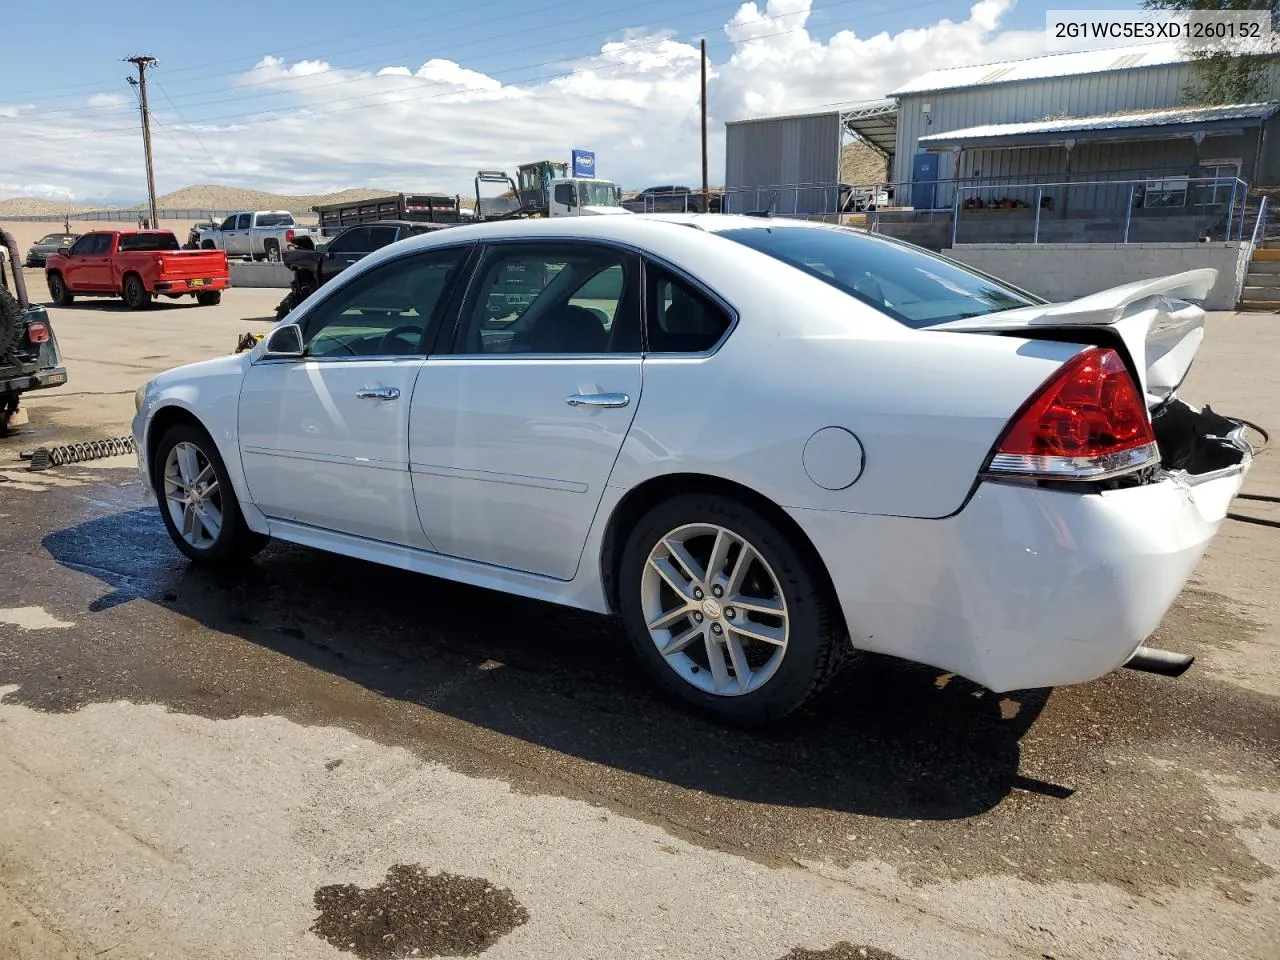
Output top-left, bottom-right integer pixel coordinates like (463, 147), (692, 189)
(986, 347), (1158, 481)
(26, 320), (50, 343)
(285, 229), (295, 243)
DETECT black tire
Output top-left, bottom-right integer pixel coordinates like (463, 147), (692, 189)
(0, 287), (23, 363)
(201, 240), (216, 250)
(196, 291), (222, 306)
(264, 241), (280, 262)
(122, 274), (152, 310)
(47, 272), (74, 307)
(152, 421), (268, 565)
(617, 493), (848, 725)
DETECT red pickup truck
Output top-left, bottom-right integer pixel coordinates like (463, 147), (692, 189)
(45, 230), (230, 310)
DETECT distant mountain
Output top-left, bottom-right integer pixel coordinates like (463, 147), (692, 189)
(0, 184), (414, 218)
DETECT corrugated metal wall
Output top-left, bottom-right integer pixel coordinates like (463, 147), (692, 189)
(893, 61), (1280, 201)
(724, 113), (842, 214)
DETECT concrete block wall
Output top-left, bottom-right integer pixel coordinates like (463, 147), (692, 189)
(942, 242), (1250, 310)
(229, 262), (292, 289)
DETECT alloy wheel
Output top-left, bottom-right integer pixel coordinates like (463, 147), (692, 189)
(640, 523), (790, 696)
(162, 441), (223, 550)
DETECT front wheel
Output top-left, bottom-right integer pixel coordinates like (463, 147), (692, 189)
(122, 274), (152, 310)
(153, 422), (267, 564)
(47, 273), (74, 307)
(618, 494), (848, 725)
(196, 291), (222, 306)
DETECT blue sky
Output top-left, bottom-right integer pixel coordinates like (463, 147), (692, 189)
(0, 0), (1152, 203)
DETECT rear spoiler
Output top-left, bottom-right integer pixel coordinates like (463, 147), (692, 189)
(937, 269), (1216, 331)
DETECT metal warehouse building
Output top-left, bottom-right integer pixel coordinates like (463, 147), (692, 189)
(724, 43), (1280, 244)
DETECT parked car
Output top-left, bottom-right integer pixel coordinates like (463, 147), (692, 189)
(132, 215), (1254, 725)
(623, 186), (722, 214)
(45, 230), (230, 310)
(276, 219), (453, 319)
(24, 232), (79, 267)
(196, 210), (314, 261)
(2, 227), (67, 432)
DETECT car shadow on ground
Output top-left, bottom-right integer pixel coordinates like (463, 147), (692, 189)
(40, 505), (1062, 823)
(43, 298), (208, 313)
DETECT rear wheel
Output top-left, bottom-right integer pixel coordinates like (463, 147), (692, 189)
(618, 494), (848, 725)
(264, 241), (281, 262)
(196, 291), (222, 306)
(153, 422), (267, 565)
(122, 274), (151, 310)
(47, 272), (74, 307)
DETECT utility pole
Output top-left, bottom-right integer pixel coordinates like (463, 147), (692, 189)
(700, 39), (710, 213)
(125, 55), (159, 228)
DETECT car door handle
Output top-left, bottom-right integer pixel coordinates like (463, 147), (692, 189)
(566, 392), (630, 408)
(356, 386), (401, 401)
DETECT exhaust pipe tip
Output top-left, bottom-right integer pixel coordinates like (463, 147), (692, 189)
(1123, 645), (1195, 678)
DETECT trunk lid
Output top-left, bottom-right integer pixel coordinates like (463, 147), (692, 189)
(928, 269), (1216, 410)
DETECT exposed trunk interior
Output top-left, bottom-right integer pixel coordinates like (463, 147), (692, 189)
(1151, 399), (1252, 477)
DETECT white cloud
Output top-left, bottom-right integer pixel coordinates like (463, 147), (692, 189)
(0, 1), (1051, 203)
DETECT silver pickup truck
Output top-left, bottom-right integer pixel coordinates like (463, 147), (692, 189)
(196, 210), (314, 262)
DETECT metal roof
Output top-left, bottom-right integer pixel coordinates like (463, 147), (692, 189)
(918, 101), (1280, 148)
(889, 43), (1188, 97)
(839, 99), (898, 158)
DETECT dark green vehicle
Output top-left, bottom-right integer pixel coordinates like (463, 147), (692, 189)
(1, 226), (68, 434)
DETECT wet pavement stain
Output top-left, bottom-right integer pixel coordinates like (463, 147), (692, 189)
(310, 864), (528, 959)
(777, 944), (907, 960)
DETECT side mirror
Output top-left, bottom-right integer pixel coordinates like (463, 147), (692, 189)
(263, 323), (304, 358)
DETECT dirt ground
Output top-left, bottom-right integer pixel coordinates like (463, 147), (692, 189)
(0, 272), (1277, 960)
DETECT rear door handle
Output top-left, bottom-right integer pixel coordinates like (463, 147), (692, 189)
(566, 392), (630, 408)
(356, 386), (401, 401)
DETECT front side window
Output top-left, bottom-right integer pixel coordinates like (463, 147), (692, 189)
(717, 225), (1039, 328)
(452, 242), (639, 355)
(219, 215), (237, 231)
(68, 235), (96, 256)
(298, 248), (466, 358)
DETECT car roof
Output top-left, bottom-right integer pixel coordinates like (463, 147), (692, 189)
(396, 212), (823, 245)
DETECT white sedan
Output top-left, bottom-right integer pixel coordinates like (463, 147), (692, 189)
(132, 214), (1254, 724)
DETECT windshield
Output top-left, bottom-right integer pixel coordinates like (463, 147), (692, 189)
(577, 181), (620, 207)
(717, 225), (1039, 327)
(39, 234), (75, 244)
(256, 213), (295, 227)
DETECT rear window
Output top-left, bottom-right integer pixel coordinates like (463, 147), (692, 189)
(118, 233), (180, 252)
(717, 226), (1039, 328)
(256, 212), (295, 227)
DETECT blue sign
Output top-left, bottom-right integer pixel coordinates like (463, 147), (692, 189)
(571, 149), (596, 178)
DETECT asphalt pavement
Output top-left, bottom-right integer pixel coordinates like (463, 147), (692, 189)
(0, 278), (1276, 960)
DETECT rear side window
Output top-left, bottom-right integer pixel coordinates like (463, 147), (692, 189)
(327, 228), (370, 254)
(644, 265), (731, 354)
(717, 226), (1039, 328)
(366, 226), (400, 251)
